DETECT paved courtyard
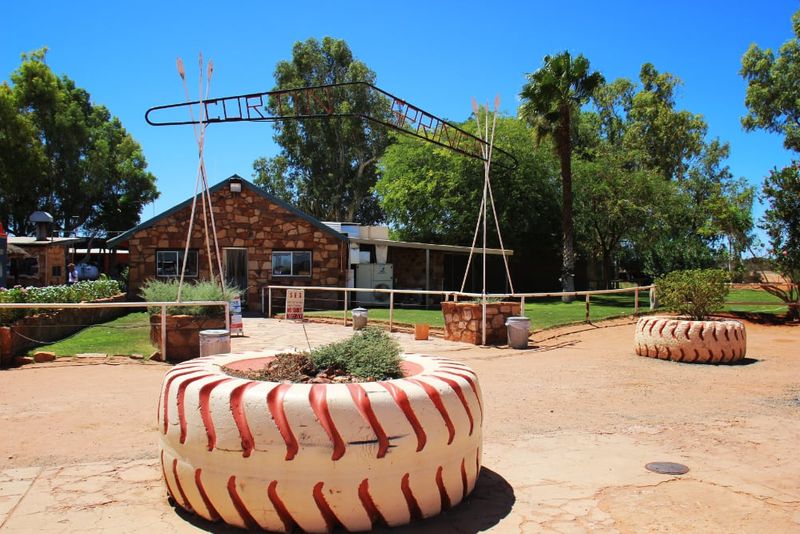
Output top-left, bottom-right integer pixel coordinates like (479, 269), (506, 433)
(0, 317), (798, 532)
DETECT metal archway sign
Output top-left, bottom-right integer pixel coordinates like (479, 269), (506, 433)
(145, 81), (517, 168)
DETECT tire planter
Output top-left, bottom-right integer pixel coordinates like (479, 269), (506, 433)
(634, 316), (746, 364)
(158, 352), (483, 532)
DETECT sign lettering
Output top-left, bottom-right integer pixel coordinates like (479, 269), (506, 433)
(285, 289), (305, 320)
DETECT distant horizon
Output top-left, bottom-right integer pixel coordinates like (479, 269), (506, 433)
(2, 0), (797, 249)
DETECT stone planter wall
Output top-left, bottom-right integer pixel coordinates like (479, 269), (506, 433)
(149, 314), (226, 363)
(441, 301), (521, 345)
(0, 294), (126, 366)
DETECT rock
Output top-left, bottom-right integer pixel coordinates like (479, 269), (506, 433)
(32, 351), (56, 363)
(150, 351), (163, 362)
(14, 356), (34, 366)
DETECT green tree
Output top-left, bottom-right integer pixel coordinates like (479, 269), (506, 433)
(584, 69), (752, 280)
(377, 116), (562, 289)
(254, 37), (390, 223)
(759, 164), (800, 319)
(0, 49), (158, 236)
(519, 51), (604, 300)
(740, 9), (800, 318)
(741, 10), (800, 152)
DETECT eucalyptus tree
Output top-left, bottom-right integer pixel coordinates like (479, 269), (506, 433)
(254, 37), (390, 224)
(519, 51), (604, 299)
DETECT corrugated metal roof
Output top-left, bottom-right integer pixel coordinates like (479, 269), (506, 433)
(350, 237), (513, 256)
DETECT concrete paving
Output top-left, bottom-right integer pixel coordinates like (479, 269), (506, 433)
(0, 317), (798, 532)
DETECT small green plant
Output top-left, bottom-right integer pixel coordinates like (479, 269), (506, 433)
(310, 327), (402, 381)
(140, 279), (239, 316)
(0, 279), (123, 325)
(655, 269), (731, 320)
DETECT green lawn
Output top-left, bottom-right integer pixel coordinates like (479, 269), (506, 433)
(30, 312), (154, 357)
(304, 288), (788, 331)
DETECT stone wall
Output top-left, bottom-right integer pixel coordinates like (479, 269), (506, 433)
(0, 294), (126, 365)
(149, 314), (227, 363)
(125, 186), (347, 311)
(441, 301), (521, 345)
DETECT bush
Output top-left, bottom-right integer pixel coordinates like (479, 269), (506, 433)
(310, 327), (402, 381)
(0, 278), (123, 325)
(140, 279), (239, 316)
(655, 269), (731, 320)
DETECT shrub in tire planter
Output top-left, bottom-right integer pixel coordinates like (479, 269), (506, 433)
(158, 351), (483, 532)
(634, 269), (746, 363)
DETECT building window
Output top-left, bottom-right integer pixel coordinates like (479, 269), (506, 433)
(272, 251), (311, 277)
(156, 250), (198, 277)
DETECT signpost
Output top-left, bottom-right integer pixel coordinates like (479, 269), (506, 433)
(285, 289), (305, 320)
(229, 294), (243, 336)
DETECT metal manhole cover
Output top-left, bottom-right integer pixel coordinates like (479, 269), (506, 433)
(645, 462), (689, 475)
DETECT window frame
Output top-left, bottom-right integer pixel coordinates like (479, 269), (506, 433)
(271, 250), (312, 278)
(156, 249), (199, 278)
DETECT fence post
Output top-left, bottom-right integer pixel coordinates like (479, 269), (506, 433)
(343, 290), (349, 326)
(160, 304), (167, 362)
(520, 295), (525, 315)
(225, 302), (230, 333)
(585, 293), (591, 322)
(389, 292), (395, 333)
(634, 287), (640, 315)
(268, 287), (272, 318)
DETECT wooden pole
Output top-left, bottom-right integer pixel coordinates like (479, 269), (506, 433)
(389, 292), (395, 332)
(160, 305), (167, 362)
(585, 293), (590, 322)
(634, 287), (640, 315)
(343, 290), (348, 326)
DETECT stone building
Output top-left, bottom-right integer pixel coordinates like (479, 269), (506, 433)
(109, 175), (513, 312)
(108, 176), (349, 311)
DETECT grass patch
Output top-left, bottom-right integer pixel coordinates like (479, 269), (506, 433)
(302, 288), (786, 331)
(29, 312), (153, 357)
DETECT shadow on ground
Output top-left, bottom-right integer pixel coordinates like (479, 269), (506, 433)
(172, 467), (515, 533)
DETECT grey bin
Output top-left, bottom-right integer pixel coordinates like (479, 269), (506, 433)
(505, 316), (531, 349)
(199, 329), (231, 357)
(352, 308), (368, 330)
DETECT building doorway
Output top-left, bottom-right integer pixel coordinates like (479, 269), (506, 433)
(224, 248), (248, 303)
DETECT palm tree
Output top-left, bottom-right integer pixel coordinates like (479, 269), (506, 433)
(519, 52), (604, 301)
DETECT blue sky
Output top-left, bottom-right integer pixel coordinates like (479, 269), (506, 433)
(1, 0), (796, 242)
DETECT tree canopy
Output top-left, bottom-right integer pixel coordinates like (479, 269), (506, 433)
(741, 10), (800, 152)
(0, 49), (158, 236)
(253, 37), (390, 224)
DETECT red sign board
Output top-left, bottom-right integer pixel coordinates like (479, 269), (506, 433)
(285, 289), (305, 320)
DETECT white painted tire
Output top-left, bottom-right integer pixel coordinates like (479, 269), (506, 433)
(634, 316), (746, 364)
(158, 352), (483, 532)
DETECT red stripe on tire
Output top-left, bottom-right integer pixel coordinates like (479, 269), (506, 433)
(358, 478), (387, 528)
(160, 451), (176, 501)
(229, 381), (258, 457)
(401, 473), (423, 521)
(379, 381), (427, 452)
(267, 481), (297, 533)
(439, 370), (483, 420)
(313, 481), (343, 532)
(198, 378), (233, 451)
(346, 384), (389, 458)
(435, 466), (451, 510)
(162, 369), (206, 434)
(226, 476), (260, 530)
(406, 378), (456, 445)
(460, 458), (468, 500)
(267, 384), (298, 461)
(172, 459), (192, 511)
(699, 323), (705, 341)
(431, 375), (474, 435)
(194, 469), (221, 522)
(310, 384), (346, 461)
(177, 374), (214, 444)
